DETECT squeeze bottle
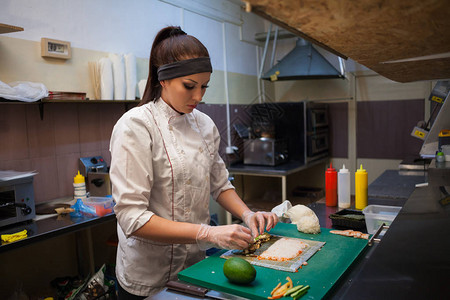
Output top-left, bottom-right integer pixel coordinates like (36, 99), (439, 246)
(338, 164), (351, 208)
(325, 163), (337, 207)
(73, 171), (87, 201)
(355, 164), (368, 210)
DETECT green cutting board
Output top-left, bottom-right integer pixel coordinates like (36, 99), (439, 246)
(178, 223), (368, 299)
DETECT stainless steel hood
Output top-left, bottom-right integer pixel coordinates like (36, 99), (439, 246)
(261, 39), (345, 81)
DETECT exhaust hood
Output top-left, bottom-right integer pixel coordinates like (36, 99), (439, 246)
(262, 39), (345, 81)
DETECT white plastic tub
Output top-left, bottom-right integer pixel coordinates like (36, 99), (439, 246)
(362, 205), (401, 234)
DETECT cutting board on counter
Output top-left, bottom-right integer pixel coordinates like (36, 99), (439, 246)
(178, 223), (368, 300)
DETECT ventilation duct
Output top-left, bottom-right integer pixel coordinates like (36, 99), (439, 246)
(262, 39), (345, 81)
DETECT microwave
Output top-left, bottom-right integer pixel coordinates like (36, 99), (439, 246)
(0, 176), (36, 227)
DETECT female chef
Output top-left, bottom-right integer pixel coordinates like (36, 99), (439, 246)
(109, 26), (278, 299)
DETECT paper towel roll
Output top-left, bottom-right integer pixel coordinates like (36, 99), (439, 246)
(109, 53), (126, 100)
(99, 57), (114, 100)
(125, 53), (137, 100)
(138, 79), (147, 100)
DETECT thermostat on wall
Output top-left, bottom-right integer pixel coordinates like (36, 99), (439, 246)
(41, 37), (71, 60)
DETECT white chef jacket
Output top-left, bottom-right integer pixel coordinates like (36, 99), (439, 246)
(109, 98), (234, 296)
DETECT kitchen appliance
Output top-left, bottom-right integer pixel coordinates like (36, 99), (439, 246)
(306, 102), (329, 161)
(243, 138), (288, 166)
(79, 156), (111, 197)
(244, 101), (329, 166)
(79, 156), (108, 176)
(0, 176), (36, 227)
(86, 172), (111, 197)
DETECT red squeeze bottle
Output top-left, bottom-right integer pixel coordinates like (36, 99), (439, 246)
(325, 163), (337, 207)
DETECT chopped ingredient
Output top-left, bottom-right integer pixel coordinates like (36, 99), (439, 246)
(330, 229), (369, 239)
(242, 232), (271, 255)
(270, 282), (281, 296)
(291, 285), (310, 299)
(268, 277), (294, 299)
(284, 285), (303, 296)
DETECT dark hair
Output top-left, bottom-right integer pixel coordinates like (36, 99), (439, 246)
(139, 26), (210, 105)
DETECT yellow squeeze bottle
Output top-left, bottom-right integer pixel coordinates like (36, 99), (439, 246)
(355, 164), (368, 210)
(73, 171), (86, 200)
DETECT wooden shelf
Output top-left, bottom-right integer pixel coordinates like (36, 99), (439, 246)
(0, 98), (140, 119)
(41, 99), (140, 104)
(0, 98), (140, 104)
(38, 99), (140, 119)
(0, 23), (24, 34)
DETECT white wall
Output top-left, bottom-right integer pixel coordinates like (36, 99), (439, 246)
(0, 0), (263, 75)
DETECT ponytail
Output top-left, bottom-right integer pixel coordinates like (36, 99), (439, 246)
(140, 26), (209, 105)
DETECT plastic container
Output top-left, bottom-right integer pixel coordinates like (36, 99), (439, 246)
(83, 196), (115, 217)
(362, 205), (401, 234)
(355, 164), (368, 210)
(338, 164), (351, 208)
(73, 170), (86, 201)
(329, 209), (366, 230)
(325, 163), (337, 207)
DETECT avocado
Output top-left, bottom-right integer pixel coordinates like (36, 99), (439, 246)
(223, 257), (256, 284)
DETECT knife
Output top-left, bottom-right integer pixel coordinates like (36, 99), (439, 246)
(166, 280), (248, 300)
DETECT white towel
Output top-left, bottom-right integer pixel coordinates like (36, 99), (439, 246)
(124, 53), (137, 100)
(138, 79), (147, 100)
(99, 57), (114, 100)
(109, 53), (126, 100)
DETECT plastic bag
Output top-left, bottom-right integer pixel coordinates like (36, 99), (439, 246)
(271, 200), (293, 223)
(70, 199), (97, 218)
(0, 80), (48, 102)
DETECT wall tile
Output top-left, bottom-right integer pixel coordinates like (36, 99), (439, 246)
(56, 153), (81, 198)
(52, 103), (81, 155)
(26, 104), (56, 158)
(100, 104), (127, 150)
(0, 158), (32, 171)
(31, 156), (60, 203)
(328, 102), (348, 158)
(78, 104), (103, 153)
(357, 99), (424, 159)
(0, 104), (29, 161)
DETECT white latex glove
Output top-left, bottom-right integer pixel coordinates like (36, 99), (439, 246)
(242, 210), (279, 238)
(196, 223), (253, 250)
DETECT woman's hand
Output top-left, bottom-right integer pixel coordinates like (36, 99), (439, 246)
(242, 211), (279, 238)
(196, 224), (253, 250)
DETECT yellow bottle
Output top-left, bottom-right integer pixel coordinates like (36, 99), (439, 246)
(355, 164), (368, 210)
(73, 170), (86, 200)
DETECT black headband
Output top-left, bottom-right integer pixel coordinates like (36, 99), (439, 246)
(157, 57), (212, 81)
